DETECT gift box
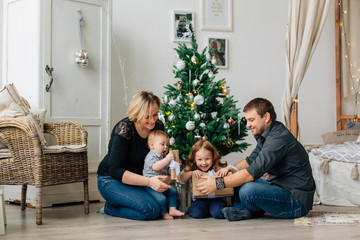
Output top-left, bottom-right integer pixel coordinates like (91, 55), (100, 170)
(192, 173), (234, 198)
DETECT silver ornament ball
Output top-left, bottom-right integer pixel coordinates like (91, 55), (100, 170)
(194, 95), (204, 105)
(186, 121), (195, 131)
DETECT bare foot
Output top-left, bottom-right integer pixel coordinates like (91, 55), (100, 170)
(169, 207), (185, 217)
(162, 213), (174, 220)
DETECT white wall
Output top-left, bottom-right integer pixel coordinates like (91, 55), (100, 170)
(110, 0), (336, 163)
(0, 2), (3, 85)
(1, 1), (337, 163)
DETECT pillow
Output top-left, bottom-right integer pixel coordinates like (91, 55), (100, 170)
(357, 135), (360, 143)
(29, 108), (47, 132)
(0, 84), (47, 146)
(322, 130), (360, 145)
(0, 84), (29, 117)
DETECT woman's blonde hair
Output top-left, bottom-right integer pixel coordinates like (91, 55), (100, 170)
(185, 140), (227, 172)
(128, 91), (161, 123)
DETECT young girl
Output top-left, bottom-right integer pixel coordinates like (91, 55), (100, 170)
(179, 140), (237, 219)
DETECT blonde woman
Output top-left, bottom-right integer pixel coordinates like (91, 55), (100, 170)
(97, 91), (171, 220)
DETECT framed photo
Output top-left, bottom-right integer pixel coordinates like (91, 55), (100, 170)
(173, 11), (194, 42)
(201, 0), (233, 31)
(208, 37), (228, 68)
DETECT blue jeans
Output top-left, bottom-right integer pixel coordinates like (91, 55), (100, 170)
(97, 175), (160, 220)
(188, 198), (226, 219)
(232, 178), (307, 219)
(145, 186), (179, 214)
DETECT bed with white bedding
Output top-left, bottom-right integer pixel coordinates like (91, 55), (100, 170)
(309, 132), (360, 207)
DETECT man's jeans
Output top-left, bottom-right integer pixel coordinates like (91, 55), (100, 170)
(233, 178), (308, 218)
(97, 175), (160, 220)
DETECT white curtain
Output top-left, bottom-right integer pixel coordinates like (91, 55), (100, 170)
(282, 0), (332, 128)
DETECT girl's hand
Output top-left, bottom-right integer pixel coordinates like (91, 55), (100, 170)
(217, 167), (230, 177)
(148, 176), (171, 192)
(192, 170), (203, 179)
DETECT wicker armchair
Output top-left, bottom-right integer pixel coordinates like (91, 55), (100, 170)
(0, 117), (89, 225)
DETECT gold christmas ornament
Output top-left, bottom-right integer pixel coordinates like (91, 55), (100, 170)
(191, 55), (199, 64)
(222, 88), (230, 96)
(226, 140), (234, 148)
(228, 117), (235, 127)
(177, 82), (182, 90)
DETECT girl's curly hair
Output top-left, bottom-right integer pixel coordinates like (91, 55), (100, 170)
(184, 140), (227, 172)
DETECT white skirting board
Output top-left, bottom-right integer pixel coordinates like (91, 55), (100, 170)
(1, 173), (103, 207)
(309, 153), (360, 207)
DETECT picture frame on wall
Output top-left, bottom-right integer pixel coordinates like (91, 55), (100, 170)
(201, 0), (233, 32)
(173, 11), (194, 42)
(208, 37), (228, 68)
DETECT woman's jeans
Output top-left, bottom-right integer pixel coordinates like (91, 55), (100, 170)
(232, 178), (308, 219)
(188, 198), (226, 219)
(97, 175), (160, 220)
(145, 186), (179, 214)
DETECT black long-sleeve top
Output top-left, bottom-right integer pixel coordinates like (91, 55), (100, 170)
(97, 117), (164, 182)
(246, 121), (316, 211)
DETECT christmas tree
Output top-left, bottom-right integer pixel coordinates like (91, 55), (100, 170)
(160, 23), (250, 164)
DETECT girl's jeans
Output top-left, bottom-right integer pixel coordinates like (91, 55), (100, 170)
(97, 175), (160, 220)
(233, 178), (308, 219)
(188, 198), (226, 219)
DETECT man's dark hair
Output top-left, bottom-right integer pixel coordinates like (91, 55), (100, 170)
(243, 98), (277, 121)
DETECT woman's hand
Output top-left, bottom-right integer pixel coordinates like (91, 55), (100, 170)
(192, 170), (203, 179)
(158, 174), (172, 184)
(217, 167), (230, 177)
(148, 176), (171, 192)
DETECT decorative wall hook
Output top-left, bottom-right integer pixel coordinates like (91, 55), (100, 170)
(75, 10), (89, 67)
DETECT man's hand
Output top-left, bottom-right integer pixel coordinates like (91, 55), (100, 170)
(196, 175), (217, 195)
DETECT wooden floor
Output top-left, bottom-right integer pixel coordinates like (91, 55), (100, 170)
(2, 202), (360, 240)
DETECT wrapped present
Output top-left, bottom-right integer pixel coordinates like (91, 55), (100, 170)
(170, 150), (181, 180)
(192, 172), (234, 198)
